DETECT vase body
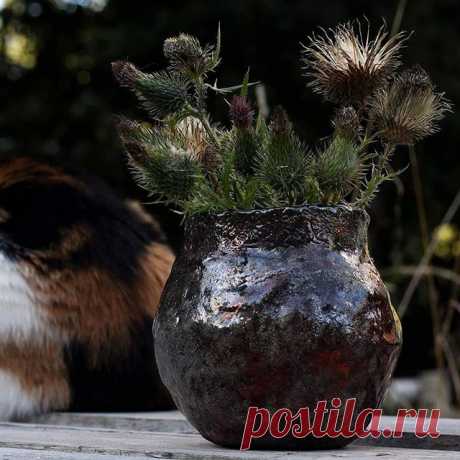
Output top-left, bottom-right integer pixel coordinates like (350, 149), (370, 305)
(154, 206), (402, 449)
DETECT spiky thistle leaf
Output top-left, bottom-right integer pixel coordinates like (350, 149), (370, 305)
(353, 165), (400, 207)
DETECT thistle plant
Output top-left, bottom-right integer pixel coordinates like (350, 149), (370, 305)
(113, 20), (451, 216)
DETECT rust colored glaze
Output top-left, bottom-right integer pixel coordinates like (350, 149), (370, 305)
(154, 205), (402, 449)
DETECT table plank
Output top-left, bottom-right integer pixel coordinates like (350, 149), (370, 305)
(24, 412), (460, 451)
(0, 422), (458, 460)
(357, 415), (460, 451)
(0, 448), (148, 460)
(26, 411), (195, 434)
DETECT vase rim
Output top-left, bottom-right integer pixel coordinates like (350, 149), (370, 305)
(183, 204), (369, 253)
(185, 204), (368, 223)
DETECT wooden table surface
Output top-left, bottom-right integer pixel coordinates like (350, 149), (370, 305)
(0, 411), (458, 459)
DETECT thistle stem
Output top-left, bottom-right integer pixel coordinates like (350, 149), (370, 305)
(187, 106), (219, 146)
(399, 188), (460, 315)
(200, 114), (219, 145)
(391, 0), (409, 37)
(379, 143), (395, 172)
(189, 76), (220, 146)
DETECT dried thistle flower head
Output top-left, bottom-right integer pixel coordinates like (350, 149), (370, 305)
(229, 95), (254, 130)
(333, 106), (361, 139)
(164, 33), (214, 77)
(302, 21), (408, 105)
(369, 65), (452, 145)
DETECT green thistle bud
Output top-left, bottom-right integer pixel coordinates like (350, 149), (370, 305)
(129, 143), (202, 205)
(315, 137), (366, 201)
(112, 60), (191, 120)
(164, 34), (202, 62)
(257, 110), (310, 205)
(135, 71), (191, 120)
(163, 33), (213, 77)
(233, 130), (260, 176)
(151, 151), (201, 202)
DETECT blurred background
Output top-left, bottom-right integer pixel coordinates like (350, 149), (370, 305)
(1, 0), (459, 412)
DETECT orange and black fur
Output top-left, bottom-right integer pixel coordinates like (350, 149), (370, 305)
(0, 158), (175, 419)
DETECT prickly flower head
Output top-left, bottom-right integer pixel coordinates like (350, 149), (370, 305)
(112, 61), (191, 120)
(302, 21), (408, 105)
(333, 106), (361, 139)
(393, 64), (433, 94)
(175, 117), (209, 162)
(369, 65), (452, 145)
(164, 33), (213, 76)
(112, 61), (142, 88)
(229, 95), (254, 130)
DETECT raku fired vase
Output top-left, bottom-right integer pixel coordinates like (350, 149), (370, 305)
(154, 205), (402, 449)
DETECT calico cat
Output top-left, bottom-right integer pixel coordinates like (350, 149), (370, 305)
(0, 157), (175, 420)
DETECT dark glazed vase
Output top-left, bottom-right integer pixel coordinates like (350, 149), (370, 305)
(154, 205), (402, 449)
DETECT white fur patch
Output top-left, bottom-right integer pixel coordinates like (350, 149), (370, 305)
(0, 369), (38, 420)
(0, 252), (53, 343)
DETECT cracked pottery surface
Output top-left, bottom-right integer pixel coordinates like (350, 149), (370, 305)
(154, 205), (402, 449)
